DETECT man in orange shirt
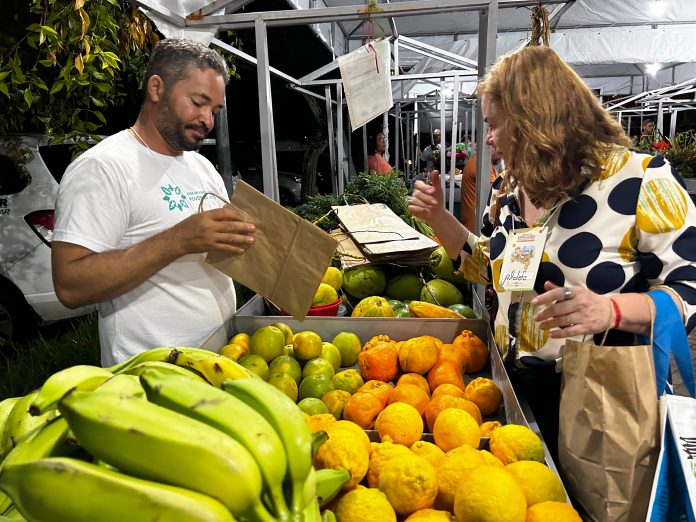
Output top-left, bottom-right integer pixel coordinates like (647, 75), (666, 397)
(459, 150), (501, 231)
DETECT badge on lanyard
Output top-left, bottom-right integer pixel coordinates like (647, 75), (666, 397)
(498, 226), (548, 291)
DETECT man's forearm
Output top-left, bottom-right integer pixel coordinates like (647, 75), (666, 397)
(52, 229), (183, 308)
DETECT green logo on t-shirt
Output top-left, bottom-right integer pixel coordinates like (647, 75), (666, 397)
(161, 184), (190, 211)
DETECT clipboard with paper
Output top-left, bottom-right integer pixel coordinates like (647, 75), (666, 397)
(204, 181), (338, 321)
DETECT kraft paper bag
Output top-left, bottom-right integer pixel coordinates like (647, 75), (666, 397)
(204, 181), (338, 321)
(558, 337), (660, 521)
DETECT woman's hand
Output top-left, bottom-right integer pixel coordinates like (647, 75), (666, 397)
(531, 281), (613, 338)
(408, 170), (448, 227)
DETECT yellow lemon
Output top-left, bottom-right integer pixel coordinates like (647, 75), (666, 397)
(374, 402), (423, 447)
(435, 444), (485, 511)
(218, 342), (248, 361)
(526, 501), (582, 522)
(465, 377), (503, 416)
(489, 424), (545, 465)
(314, 422), (371, 488)
(229, 332), (250, 349)
(378, 455), (438, 516)
(432, 408), (481, 452)
(479, 421), (503, 438)
(293, 331), (323, 361)
(505, 461), (566, 506)
(404, 509), (454, 521)
(322, 266), (344, 291)
(335, 487), (396, 522)
(367, 440), (413, 488)
(409, 440), (445, 469)
(306, 413), (337, 433)
(479, 449), (504, 467)
(313, 283), (339, 306)
(453, 465), (527, 522)
(332, 332), (362, 366)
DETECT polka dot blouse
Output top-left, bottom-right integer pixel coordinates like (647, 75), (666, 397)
(458, 147), (696, 366)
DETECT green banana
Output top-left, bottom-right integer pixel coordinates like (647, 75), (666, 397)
(223, 378), (313, 520)
(29, 365), (114, 416)
(170, 348), (258, 386)
(140, 371), (290, 520)
(108, 346), (179, 374)
(314, 468), (350, 507)
(312, 430), (329, 457)
(1, 416), (75, 471)
(0, 507), (24, 520)
(321, 509), (336, 522)
(96, 374), (146, 397)
(0, 392), (54, 459)
(0, 457), (235, 522)
(57, 390), (266, 520)
(301, 498), (321, 522)
(0, 399), (20, 438)
(122, 360), (207, 382)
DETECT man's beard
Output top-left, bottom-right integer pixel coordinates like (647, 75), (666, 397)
(156, 95), (210, 152)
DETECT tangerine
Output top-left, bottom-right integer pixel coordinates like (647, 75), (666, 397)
(358, 342), (399, 382)
(453, 330), (489, 373)
(425, 394), (482, 432)
(396, 373), (431, 395)
(388, 384), (430, 416)
(465, 377), (503, 416)
(431, 383), (467, 400)
(427, 361), (466, 392)
(358, 380), (395, 407)
(343, 391), (384, 429)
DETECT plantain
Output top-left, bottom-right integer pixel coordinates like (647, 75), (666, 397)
(29, 365), (114, 416)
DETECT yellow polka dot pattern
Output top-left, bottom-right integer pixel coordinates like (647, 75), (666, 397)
(519, 301), (548, 352)
(642, 155), (653, 171)
(494, 324), (510, 359)
(491, 258), (504, 291)
(636, 178), (688, 234)
(599, 150), (629, 180)
(619, 226), (637, 262)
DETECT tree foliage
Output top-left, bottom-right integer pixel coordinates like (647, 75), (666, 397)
(0, 0), (158, 152)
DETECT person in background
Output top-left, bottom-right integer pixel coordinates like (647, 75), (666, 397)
(367, 132), (392, 175)
(51, 38), (257, 367)
(420, 128), (443, 172)
(641, 119), (655, 137)
(459, 150), (502, 231)
(409, 45), (696, 464)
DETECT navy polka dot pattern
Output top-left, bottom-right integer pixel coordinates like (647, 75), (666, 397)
(460, 148), (696, 362)
(608, 178), (641, 215)
(586, 262), (626, 294)
(672, 226), (696, 261)
(557, 232), (602, 268)
(558, 195), (597, 229)
(671, 166), (687, 189)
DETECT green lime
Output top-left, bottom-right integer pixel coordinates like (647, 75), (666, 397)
(394, 307), (411, 318)
(332, 369), (364, 395)
(298, 374), (335, 401)
(297, 397), (330, 416)
(387, 299), (406, 311)
(302, 358), (335, 380)
(447, 303), (478, 319)
(249, 325), (286, 362)
(237, 354), (269, 381)
(293, 331), (323, 361)
(320, 342), (342, 371)
(331, 332), (362, 367)
(269, 355), (302, 384)
(268, 372), (299, 402)
(283, 344), (295, 357)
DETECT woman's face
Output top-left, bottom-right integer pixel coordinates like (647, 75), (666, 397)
(376, 133), (386, 153)
(482, 96), (511, 160)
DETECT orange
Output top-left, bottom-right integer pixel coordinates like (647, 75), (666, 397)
(378, 454), (438, 516)
(489, 424), (545, 465)
(480, 421), (503, 437)
(398, 336), (440, 374)
(465, 377), (503, 416)
(410, 440), (445, 469)
(431, 383), (466, 400)
(375, 402), (423, 446)
(437, 343), (467, 371)
(322, 389), (352, 420)
(425, 394), (482, 432)
(359, 380), (395, 408)
(434, 444), (485, 511)
(526, 501), (582, 522)
(452, 330), (489, 374)
(397, 373), (431, 396)
(404, 509), (453, 521)
(343, 391), (384, 429)
(358, 342), (399, 382)
(367, 440), (413, 488)
(388, 384), (430, 416)
(427, 361), (466, 392)
(306, 413), (337, 433)
(432, 408), (481, 452)
(452, 465), (527, 522)
(505, 461), (566, 506)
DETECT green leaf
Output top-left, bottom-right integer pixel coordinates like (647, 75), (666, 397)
(41, 25), (58, 36)
(0, 83), (9, 97)
(34, 78), (49, 91)
(74, 78), (90, 86)
(101, 51), (120, 62)
(24, 90), (33, 108)
(92, 110), (106, 124)
(93, 83), (111, 93)
(90, 96), (105, 107)
(0, 71), (9, 81)
(38, 60), (54, 67)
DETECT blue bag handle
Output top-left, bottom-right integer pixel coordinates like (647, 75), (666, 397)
(642, 290), (695, 398)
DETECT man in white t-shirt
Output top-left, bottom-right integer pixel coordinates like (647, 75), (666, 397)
(52, 39), (256, 367)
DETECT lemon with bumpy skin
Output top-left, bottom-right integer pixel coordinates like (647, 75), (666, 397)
(314, 421), (371, 489)
(313, 283), (339, 306)
(322, 266), (344, 291)
(526, 501), (582, 522)
(453, 465), (527, 522)
(433, 408), (481, 452)
(375, 402), (423, 447)
(505, 461), (566, 506)
(409, 440), (445, 470)
(367, 440), (413, 488)
(489, 424), (545, 465)
(404, 509), (454, 521)
(335, 487), (396, 522)
(378, 454), (438, 516)
(435, 444), (485, 512)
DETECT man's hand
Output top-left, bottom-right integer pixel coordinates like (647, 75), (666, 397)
(169, 207), (256, 257)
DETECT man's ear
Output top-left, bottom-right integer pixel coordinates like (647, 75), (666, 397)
(146, 75), (165, 103)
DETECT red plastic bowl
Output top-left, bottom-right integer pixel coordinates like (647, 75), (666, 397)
(307, 298), (343, 317)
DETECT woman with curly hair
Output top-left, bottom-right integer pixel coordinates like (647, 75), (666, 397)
(409, 45), (696, 464)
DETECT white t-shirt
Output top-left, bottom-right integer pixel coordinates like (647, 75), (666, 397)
(53, 130), (236, 367)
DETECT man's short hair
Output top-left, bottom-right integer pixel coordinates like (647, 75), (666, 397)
(141, 38), (229, 102)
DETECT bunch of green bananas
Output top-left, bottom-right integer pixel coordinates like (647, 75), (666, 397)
(0, 347), (350, 521)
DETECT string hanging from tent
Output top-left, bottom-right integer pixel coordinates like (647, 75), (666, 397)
(359, 0), (385, 46)
(529, 5), (550, 46)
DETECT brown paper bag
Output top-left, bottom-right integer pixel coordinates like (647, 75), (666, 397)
(559, 323), (660, 521)
(204, 181), (338, 321)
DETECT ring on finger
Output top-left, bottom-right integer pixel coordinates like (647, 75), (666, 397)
(563, 287), (573, 300)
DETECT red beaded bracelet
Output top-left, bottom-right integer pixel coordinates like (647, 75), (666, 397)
(609, 297), (621, 329)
